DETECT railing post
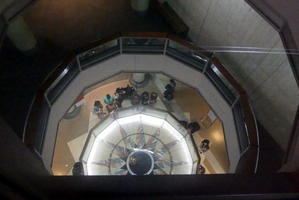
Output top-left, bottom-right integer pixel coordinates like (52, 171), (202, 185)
(76, 55), (82, 72)
(119, 38), (123, 54)
(44, 91), (51, 107)
(163, 39), (169, 55)
(231, 95), (240, 109)
(203, 58), (212, 74)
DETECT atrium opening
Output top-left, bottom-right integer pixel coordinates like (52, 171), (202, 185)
(52, 73), (228, 175)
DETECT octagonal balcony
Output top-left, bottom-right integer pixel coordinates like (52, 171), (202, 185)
(24, 32), (259, 175)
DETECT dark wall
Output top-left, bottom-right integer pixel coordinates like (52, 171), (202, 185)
(262, 0), (299, 48)
(0, 117), (49, 198)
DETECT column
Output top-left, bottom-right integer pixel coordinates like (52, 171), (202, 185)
(131, 0), (150, 15)
(6, 16), (37, 53)
(130, 73), (149, 88)
(132, 73), (145, 83)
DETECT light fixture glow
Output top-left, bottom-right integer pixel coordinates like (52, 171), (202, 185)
(82, 108), (197, 175)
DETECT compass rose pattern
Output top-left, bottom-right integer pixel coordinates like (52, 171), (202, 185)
(81, 106), (199, 175)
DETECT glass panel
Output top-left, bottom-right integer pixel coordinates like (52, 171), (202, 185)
(142, 107), (168, 119)
(78, 39), (120, 68)
(165, 114), (188, 137)
(232, 100), (250, 152)
(82, 162), (88, 175)
(92, 115), (115, 137)
(166, 40), (208, 71)
(81, 133), (96, 162)
(205, 64), (237, 105)
(116, 106), (143, 119)
(34, 97), (50, 153)
(192, 160), (199, 174)
(122, 37), (166, 54)
(170, 152), (193, 175)
(47, 59), (80, 104)
(185, 134), (199, 162)
(211, 64), (239, 97)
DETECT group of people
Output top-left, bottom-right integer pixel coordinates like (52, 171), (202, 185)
(92, 79), (211, 175)
(93, 79), (177, 118)
(179, 120), (201, 134)
(92, 93), (116, 119)
(196, 139), (211, 174)
(93, 85), (136, 117)
(93, 84), (161, 118)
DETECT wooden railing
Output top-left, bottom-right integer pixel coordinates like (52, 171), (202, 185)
(23, 32), (259, 173)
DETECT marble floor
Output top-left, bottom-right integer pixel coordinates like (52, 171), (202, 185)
(52, 73), (229, 175)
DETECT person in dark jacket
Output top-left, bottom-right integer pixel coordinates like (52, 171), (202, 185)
(199, 139), (210, 153)
(164, 79), (176, 101)
(187, 122), (200, 134)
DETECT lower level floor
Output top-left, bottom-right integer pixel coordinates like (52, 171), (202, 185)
(52, 73), (229, 175)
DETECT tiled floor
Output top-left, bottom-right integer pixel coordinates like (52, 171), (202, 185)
(52, 73), (229, 175)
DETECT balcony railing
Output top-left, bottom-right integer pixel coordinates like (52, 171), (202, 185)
(23, 32), (259, 173)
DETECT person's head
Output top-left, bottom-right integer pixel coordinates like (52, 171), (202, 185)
(198, 165), (205, 174)
(94, 101), (100, 107)
(202, 139), (210, 145)
(129, 155), (137, 166)
(170, 79), (176, 84)
(106, 94), (111, 99)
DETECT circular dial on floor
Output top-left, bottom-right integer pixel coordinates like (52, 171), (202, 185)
(109, 133), (173, 175)
(82, 107), (198, 175)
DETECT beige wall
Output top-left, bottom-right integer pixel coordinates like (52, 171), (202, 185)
(164, 0), (299, 151)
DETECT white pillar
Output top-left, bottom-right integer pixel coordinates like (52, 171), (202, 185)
(132, 73), (145, 83)
(131, 0), (150, 15)
(6, 16), (37, 52)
